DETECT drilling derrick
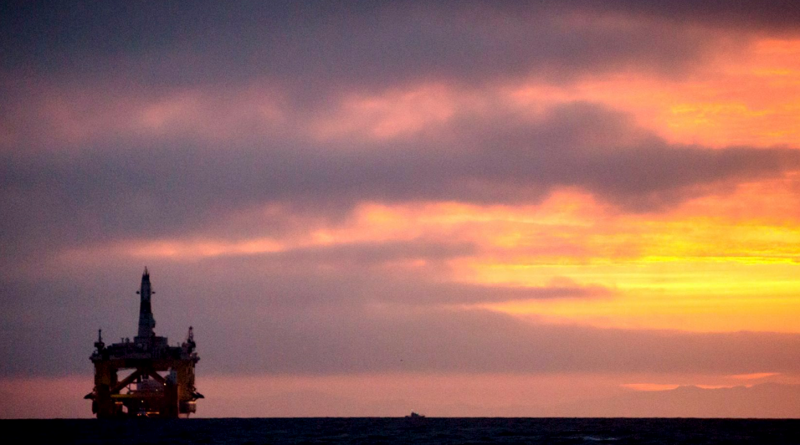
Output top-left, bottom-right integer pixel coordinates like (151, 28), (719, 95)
(85, 268), (203, 418)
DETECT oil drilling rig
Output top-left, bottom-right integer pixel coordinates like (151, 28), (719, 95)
(85, 268), (202, 418)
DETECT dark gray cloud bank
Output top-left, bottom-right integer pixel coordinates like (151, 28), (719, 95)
(4, 1), (798, 89)
(0, 1), (717, 90)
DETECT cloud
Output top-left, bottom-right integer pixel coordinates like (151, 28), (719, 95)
(584, 0), (800, 35)
(4, 101), (800, 267)
(267, 239), (476, 268)
(214, 307), (800, 376)
(3, 258), (800, 378)
(8, 0), (795, 107)
(4, 4), (797, 270)
(0, 1), (722, 93)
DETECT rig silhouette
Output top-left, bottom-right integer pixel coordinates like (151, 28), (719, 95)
(85, 268), (202, 418)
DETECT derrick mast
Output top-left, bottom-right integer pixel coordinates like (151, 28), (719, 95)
(86, 268), (202, 418)
(137, 267), (156, 339)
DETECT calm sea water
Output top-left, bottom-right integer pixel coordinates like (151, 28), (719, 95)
(6, 418), (800, 444)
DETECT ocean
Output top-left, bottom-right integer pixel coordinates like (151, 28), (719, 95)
(7, 418), (800, 444)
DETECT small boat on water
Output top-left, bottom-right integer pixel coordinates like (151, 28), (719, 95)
(405, 412), (425, 418)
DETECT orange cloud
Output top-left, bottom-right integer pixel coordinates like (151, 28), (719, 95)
(622, 383), (680, 392)
(507, 38), (800, 148)
(730, 372), (780, 380)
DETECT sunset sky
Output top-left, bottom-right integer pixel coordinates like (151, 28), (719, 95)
(3, 1), (800, 418)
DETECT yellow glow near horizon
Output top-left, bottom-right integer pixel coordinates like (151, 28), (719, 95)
(56, 181), (800, 335)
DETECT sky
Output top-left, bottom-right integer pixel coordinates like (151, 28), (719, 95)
(3, 0), (800, 418)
